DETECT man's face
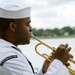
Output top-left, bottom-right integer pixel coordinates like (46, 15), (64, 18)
(15, 17), (32, 45)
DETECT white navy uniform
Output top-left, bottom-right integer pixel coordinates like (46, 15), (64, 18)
(0, 39), (70, 75)
(0, 0), (70, 75)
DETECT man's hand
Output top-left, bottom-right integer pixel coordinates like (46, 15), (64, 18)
(52, 43), (72, 65)
(42, 43), (72, 74)
(42, 60), (50, 74)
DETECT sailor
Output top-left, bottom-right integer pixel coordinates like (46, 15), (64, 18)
(0, 0), (72, 75)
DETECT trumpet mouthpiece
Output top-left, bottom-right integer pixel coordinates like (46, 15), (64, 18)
(31, 33), (35, 38)
(31, 33), (39, 41)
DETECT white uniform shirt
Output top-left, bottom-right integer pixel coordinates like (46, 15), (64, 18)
(0, 39), (70, 75)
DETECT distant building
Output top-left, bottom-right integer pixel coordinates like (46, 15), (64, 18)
(64, 32), (69, 36)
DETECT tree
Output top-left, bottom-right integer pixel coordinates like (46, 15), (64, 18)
(33, 28), (37, 36)
(72, 26), (75, 34)
(43, 29), (53, 36)
(61, 26), (73, 35)
(52, 28), (61, 36)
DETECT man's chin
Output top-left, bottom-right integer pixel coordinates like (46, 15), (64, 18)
(24, 40), (30, 45)
(26, 41), (30, 44)
(18, 40), (30, 45)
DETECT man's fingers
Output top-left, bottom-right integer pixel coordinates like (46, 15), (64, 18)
(57, 46), (66, 52)
(66, 47), (71, 53)
(57, 44), (71, 53)
(69, 54), (73, 58)
(64, 43), (68, 48)
(65, 63), (70, 67)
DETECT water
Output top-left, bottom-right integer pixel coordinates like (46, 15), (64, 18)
(18, 38), (75, 71)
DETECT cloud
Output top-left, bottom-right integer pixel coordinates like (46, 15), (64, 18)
(31, 0), (75, 29)
(31, 0), (75, 18)
(47, 0), (74, 6)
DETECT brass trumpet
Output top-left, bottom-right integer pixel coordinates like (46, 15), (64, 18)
(31, 34), (75, 75)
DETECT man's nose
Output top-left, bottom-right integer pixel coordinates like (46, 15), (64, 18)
(29, 26), (33, 32)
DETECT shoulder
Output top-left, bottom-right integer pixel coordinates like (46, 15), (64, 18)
(0, 46), (33, 75)
(0, 46), (28, 66)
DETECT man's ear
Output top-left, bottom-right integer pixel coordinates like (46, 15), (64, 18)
(9, 22), (16, 32)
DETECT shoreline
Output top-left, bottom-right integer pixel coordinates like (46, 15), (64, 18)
(31, 35), (75, 39)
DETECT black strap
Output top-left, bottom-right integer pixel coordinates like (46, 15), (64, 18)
(11, 46), (35, 73)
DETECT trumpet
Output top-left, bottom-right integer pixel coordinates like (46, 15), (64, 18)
(31, 34), (75, 75)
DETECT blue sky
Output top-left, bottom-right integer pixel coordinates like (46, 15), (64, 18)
(0, 0), (75, 29)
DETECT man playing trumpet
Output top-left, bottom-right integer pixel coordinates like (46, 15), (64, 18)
(0, 0), (72, 75)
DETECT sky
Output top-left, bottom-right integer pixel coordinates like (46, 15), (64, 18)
(30, 0), (75, 29)
(0, 0), (75, 29)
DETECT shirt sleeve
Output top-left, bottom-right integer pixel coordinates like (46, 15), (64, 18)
(44, 59), (70, 75)
(2, 54), (35, 75)
(37, 59), (70, 75)
(0, 66), (11, 75)
(36, 70), (43, 75)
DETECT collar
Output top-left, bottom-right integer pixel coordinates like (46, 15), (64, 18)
(0, 39), (16, 47)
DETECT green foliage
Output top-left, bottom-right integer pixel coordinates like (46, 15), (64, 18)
(33, 28), (44, 36)
(52, 28), (61, 36)
(32, 26), (75, 37)
(61, 26), (73, 35)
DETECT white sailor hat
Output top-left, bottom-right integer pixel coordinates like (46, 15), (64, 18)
(0, 0), (31, 19)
